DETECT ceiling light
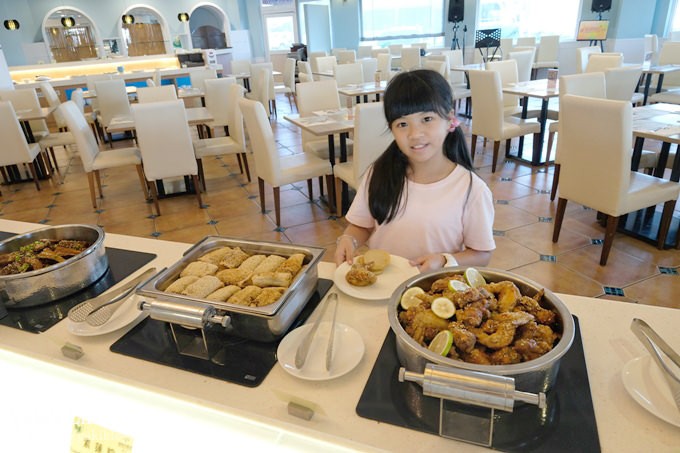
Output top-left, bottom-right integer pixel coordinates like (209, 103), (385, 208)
(177, 12), (190, 22)
(122, 14), (134, 25)
(3, 19), (20, 31)
(61, 16), (75, 28)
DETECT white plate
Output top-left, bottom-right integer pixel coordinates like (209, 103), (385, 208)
(334, 255), (418, 301)
(66, 294), (146, 337)
(622, 355), (680, 427)
(277, 322), (364, 381)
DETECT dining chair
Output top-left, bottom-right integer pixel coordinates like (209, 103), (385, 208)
(247, 63), (276, 117)
(552, 94), (680, 264)
(131, 100), (203, 215)
(334, 62), (364, 106)
(532, 35), (560, 78)
(0, 87), (50, 142)
(333, 102), (393, 216)
(358, 45), (373, 59)
(508, 49), (535, 83)
(85, 73), (112, 113)
(136, 85), (178, 103)
(230, 59), (251, 75)
(422, 60), (448, 80)
(70, 88), (99, 144)
(309, 51), (328, 73)
(358, 57), (378, 84)
(315, 56), (337, 75)
(331, 48), (347, 59)
(400, 47), (421, 71)
(337, 50), (357, 64)
(203, 77), (237, 136)
(280, 57), (297, 109)
(60, 101), (147, 209)
(193, 84), (250, 189)
(370, 47), (389, 59)
(37, 82), (76, 173)
(94, 78), (133, 147)
(516, 36), (537, 47)
(376, 53), (394, 81)
(585, 54), (623, 73)
(499, 38), (514, 60)
(39, 82), (67, 131)
(145, 78), (156, 87)
(187, 67), (218, 107)
(238, 97), (334, 227)
(605, 65), (644, 105)
(575, 46), (601, 73)
(297, 60), (313, 83)
(643, 34), (659, 66)
(0, 101), (47, 191)
(468, 69), (540, 172)
(295, 79), (354, 161)
(388, 44), (403, 58)
(485, 59), (522, 116)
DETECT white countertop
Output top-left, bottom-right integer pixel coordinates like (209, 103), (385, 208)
(0, 219), (678, 452)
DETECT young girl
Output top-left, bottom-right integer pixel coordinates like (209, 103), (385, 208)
(334, 69), (495, 272)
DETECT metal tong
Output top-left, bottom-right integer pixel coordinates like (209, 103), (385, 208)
(295, 292), (338, 370)
(630, 318), (680, 413)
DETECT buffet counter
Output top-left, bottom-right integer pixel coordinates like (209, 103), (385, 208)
(0, 219), (678, 452)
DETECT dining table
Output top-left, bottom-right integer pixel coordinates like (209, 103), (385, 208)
(337, 81), (387, 108)
(638, 64), (680, 105)
(502, 79), (560, 166)
(0, 217), (679, 452)
(8, 105), (57, 183)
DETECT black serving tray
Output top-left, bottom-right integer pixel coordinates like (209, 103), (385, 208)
(356, 316), (600, 452)
(110, 278), (333, 387)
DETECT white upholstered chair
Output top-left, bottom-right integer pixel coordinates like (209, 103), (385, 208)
(485, 59), (522, 116)
(516, 36), (537, 47)
(315, 56), (337, 75)
(508, 49), (535, 83)
(376, 53), (394, 81)
(94, 78), (133, 147)
(333, 102), (393, 216)
(70, 88), (99, 143)
(60, 101), (146, 209)
(605, 65), (644, 105)
(193, 84), (250, 189)
(136, 85), (178, 103)
(230, 59), (251, 75)
(400, 47), (421, 71)
(358, 45), (373, 59)
(337, 50), (357, 64)
(552, 94), (680, 264)
(280, 57), (297, 109)
(238, 97), (334, 227)
(575, 46), (602, 73)
(358, 57), (378, 84)
(0, 101), (46, 191)
(585, 53), (623, 73)
(203, 77), (237, 136)
(297, 61), (313, 83)
(0, 88), (50, 142)
(131, 100), (203, 215)
(334, 62), (364, 106)
(187, 67), (218, 108)
(248, 62), (276, 117)
(468, 69), (540, 172)
(532, 35), (560, 77)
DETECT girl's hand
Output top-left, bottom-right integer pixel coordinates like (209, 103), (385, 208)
(409, 254), (446, 273)
(334, 235), (358, 266)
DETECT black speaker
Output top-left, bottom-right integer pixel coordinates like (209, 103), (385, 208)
(448, 0), (464, 22)
(591, 0), (611, 12)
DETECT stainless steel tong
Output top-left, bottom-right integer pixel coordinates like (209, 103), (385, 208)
(630, 318), (680, 413)
(295, 292), (338, 370)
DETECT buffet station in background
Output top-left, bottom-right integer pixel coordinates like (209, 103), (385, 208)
(0, 218), (679, 452)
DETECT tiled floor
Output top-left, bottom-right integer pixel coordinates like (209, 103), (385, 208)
(3, 93), (679, 309)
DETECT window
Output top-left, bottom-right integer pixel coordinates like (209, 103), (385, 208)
(360, 0), (445, 47)
(265, 15), (296, 51)
(477, 0), (581, 40)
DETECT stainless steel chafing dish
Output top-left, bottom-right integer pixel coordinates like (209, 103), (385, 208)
(137, 236), (325, 343)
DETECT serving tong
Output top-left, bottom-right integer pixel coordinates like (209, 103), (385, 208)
(68, 268), (156, 324)
(295, 292), (338, 370)
(630, 318), (680, 413)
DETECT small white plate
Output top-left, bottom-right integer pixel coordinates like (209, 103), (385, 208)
(277, 321), (364, 381)
(66, 294), (146, 337)
(334, 255), (418, 301)
(622, 355), (680, 427)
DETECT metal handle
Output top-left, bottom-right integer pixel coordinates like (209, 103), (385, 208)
(295, 293), (333, 369)
(140, 299), (230, 329)
(325, 293), (339, 371)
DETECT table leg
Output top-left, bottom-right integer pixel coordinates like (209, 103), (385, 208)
(531, 99), (550, 166)
(642, 73), (653, 105)
(631, 136), (644, 171)
(327, 134), (336, 166)
(655, 74), (665, 95)
(517, 97), (529, 158)
(339, 132), (350, 214)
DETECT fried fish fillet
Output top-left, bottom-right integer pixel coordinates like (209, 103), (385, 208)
(198, 247), (234, 266)
(219, 247), (250, 269)
(180, 261), (218, 278)
(206, 285), (242, 302)
(255, 287), (286, 306)
(251, 271), (293, 288)
(182, 275), (224, 298)
(238, 255), (267, 273)
(165, 275), (199, 294)
(216, 268), (251, 286)
(276, 253), (305, 276)
(228, 285), (262, 306)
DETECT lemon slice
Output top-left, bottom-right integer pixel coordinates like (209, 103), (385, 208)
(428, 330), (453, 356)
(464, 267), (487, 288)
(431, 297), (455, 319)
(448, 279), (470, 292)
(400, 287), (425, 310)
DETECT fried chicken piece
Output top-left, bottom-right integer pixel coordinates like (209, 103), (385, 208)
(399, 304), (450, 345)
(516, 295), (557, 326)
(448, 322), (476, 353)
(470, 321), (517, 349)
(484, 281), (521, 312)
(462, 347), (492, 365)
(345, 262), (377, 287)
(35, 249), (66, 263)
(491, 310), (534, 326)
(490, 346), (522, 365)
(456, 299), (491, 328)
(513, 321), (559, 361)
(430, 275), (458, 293)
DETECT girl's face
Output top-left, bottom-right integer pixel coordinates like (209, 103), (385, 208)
(390, 111), (451, 165)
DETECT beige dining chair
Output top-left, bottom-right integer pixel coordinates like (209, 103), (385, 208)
(0, 101), (46, 191)
(553, 94), (680, 264)
(337, 49), (357, 64)
(575, 46), (602, 73)
(297, 60), (313, 83)
(532, 35), (560, 78)
(295, 79), (354, 161)
(203, 77), (237, 136)
(94, 78), (133, 147)
(334, 62), (364, 106)
(230, 59), (251, 75)
(315, 56), (337, 75)
(187, 67), (218, 107)
(400, 47), (421, 71)
(70, 88), (99, 143)
(238, 97), (334, 227)
(585, 53), (623, 73)
(376, 53), (393, 81)
(131, 100), (203, 215)
(508, 49), (535, 83)
(516, 36), (537, 47)
(308, 51), (328, 73)
(358, 57), (378, 84)
(370, 47), (389, 58)
(136, 85), (178, 103)
(358, 45), (373, 59)
(468, 69), (541, 172)
(0, 87), (50, 142)
(605, 65), (644, 105)
(193, 84), (250, 189)
(485, 59), (522, 116)
(248, 62), (276, 117)
(60, 101), (147, 209)
(39, 82), (67, 131)
(333, 102), (393, 216)
(280, 57), (297, 109)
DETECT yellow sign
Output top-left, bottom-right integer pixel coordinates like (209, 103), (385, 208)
(577, 20), (609, 41)
(70, 417), (134, 453)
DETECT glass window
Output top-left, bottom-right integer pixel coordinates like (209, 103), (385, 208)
(360, 0), (445, 46)
(671, 0), (680, 32)
(265, 14), (296, 51)
(477, 0), (581, 40)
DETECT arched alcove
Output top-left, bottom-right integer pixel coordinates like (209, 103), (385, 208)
(120, 5), (173, 57)
(189, 3), (232, 49)
(41, 7), (104, 62)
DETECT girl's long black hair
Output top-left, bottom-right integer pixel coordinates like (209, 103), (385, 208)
(368, 69), (474, 224)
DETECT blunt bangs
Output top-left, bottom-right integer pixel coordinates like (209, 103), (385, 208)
(383, 70), (453, 126)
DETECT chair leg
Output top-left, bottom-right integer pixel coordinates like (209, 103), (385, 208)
(601, 215), (619, 266)
(27, 162), (40, 191)
(107, 132), (113, 148)
(334, 177), (343, 217)
(550, 163), (561, 201)
(135, 165), (149, 200)
(240, 153), (251, 182)
(546, 131), (555, 165)
(657, 200), (676, 249)
(325, 174), (335, 214)
(273, 186), (281, 226)
(0, 167), (9, 185)
(196, 158), (206, 192)
(318, 176), (324, 197)
(504, 138), (512, 158)
(148, 181), (161, 216)
(492, 141), (501, 173)
(87, 172), (97, 208)
(470, 134), (477, 160)
(306, 179), (314, 201)
(552, 197), (568, 243)
(258, 177), (266, 214)
(192, 175), (203, 208)
(94, 170), (104, 199)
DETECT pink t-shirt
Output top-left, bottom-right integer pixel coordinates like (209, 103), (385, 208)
(346, 165), (495, 260)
